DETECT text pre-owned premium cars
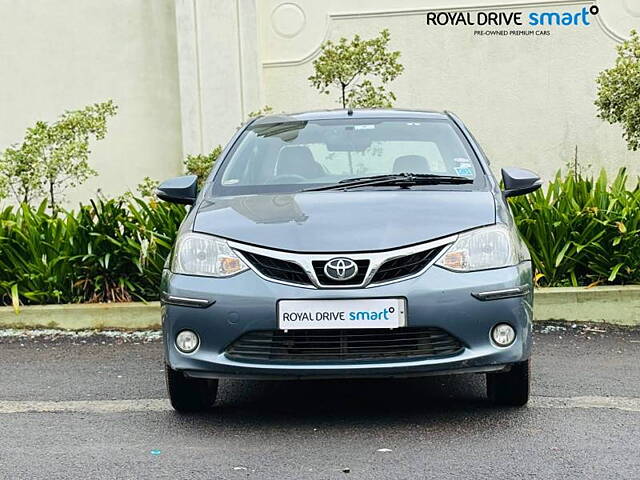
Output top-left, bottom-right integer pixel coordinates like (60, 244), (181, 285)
(157, 109), (541, 412)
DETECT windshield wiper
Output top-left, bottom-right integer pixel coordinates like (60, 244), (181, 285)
(301, 173), (473, 192)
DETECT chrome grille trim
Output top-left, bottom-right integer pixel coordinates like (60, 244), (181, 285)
(229, 235), (457, 289)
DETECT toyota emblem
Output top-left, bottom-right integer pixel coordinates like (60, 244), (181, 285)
(324, 258), (358, 281)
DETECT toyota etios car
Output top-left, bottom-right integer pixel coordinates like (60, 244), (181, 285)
(157, 109), (541, 412)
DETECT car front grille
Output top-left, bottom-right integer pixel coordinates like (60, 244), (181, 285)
(370, 246), (445, 284)
(238, 250), (312, 286)
(237, 242), (448, 288)
(225, 327), (464, 362)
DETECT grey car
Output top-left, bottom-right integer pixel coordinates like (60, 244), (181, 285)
(157, 109), (541, 412)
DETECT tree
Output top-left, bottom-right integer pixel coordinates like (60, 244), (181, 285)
(595, 30), (640, 151)
(0, 100), (118, 209)
(308, 29), (404, 108)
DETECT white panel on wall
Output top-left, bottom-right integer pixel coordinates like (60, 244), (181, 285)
(175, 0), (263, 156)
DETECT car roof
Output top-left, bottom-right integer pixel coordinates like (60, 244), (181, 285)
(250, 108), (450, 125)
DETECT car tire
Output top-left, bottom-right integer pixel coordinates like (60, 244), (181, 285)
(165, 364), (219, 413)
(486, 359), (530, 407)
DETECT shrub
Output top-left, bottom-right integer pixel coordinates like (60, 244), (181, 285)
(136, 176), (160, 199)
(509, 168), (640, 286)
(0, 198), (185, 307)
(1, 168), (639, 307)
(184, 145), (222, 188)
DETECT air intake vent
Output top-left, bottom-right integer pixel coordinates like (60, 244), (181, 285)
(226, 327), (464, 362)
(371, 247), (444, 284)
(239, 251), (312, 286)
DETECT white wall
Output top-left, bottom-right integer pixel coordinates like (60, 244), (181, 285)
(0, 0), (183, 205)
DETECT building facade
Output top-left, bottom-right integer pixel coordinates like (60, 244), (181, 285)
(1, 0), (639, 204)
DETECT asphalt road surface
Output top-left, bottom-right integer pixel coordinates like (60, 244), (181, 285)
(0, 323), (639, 480)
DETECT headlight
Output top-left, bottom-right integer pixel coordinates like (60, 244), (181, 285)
(171, 232), (249, 277)
(436, 224), (530, 272)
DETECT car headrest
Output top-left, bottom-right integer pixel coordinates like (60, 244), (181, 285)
(392, 155), (429, 174)
(276, 146), (325, 179)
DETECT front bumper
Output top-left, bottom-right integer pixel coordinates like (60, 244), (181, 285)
(161, 263), (533, 380)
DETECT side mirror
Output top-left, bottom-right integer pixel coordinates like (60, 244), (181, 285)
(501, 167), (542, 198)
(156, 175), (198, 205)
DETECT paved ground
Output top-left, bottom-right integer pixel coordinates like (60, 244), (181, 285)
(0, 323), (639, 479)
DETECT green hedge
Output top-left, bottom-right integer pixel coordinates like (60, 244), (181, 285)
(509, 168), (640, 286)
(0, 199), (185, 306)
(0, 169), (638, 306)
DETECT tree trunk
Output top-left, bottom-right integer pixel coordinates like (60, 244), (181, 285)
(49, 180), (56, 212)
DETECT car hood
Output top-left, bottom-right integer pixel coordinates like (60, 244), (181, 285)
(194, 191), (496, 253)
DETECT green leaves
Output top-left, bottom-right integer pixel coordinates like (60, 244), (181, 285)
(509, 168), (640, 287)
(608, 263), (625, 282)
(184, 145), (222, 189)
(595, 30), (640, 151)
(308, 29), (404, 108)
(0, 100), (117, 210)
(10, 285), (19, 314)
(0, 198), (185, 307)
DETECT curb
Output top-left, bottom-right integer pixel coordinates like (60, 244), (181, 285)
(1, 286), (639, 330)
(0, 302), (161, 330)
(533, 285), (640, 326)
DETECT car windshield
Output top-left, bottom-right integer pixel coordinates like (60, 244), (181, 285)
(211, 118), (486, 195)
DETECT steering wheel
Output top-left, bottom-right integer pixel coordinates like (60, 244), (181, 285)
(267, 174), (307, 184)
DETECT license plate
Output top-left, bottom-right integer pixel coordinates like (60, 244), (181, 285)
(278, 298), (406, 330)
